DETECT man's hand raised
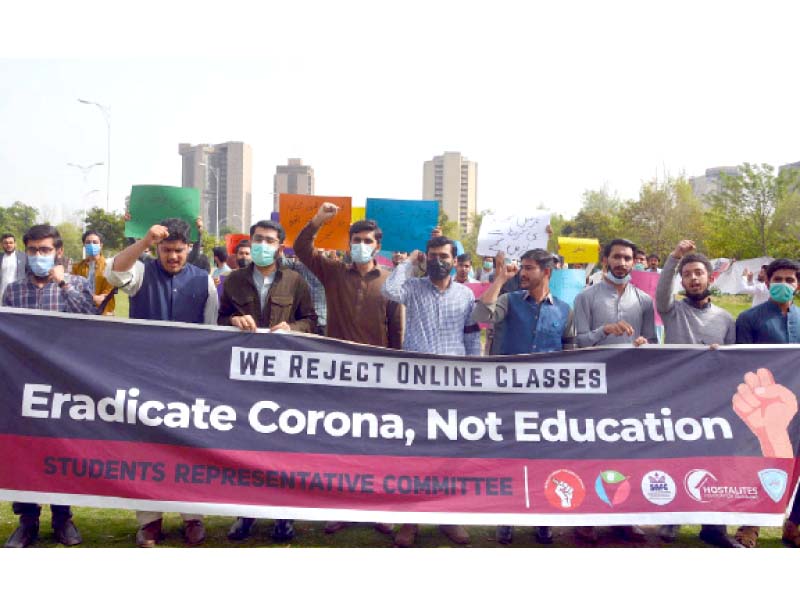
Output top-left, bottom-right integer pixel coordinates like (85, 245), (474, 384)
(311, 202), (339, 228)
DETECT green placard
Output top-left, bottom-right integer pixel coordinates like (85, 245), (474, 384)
(125, 185), (201, 240)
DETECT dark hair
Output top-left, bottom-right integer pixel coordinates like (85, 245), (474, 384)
(159, 218), (191, 244)
(456, 253), (472, 264)
(250, 219), (286, 243)
(520, 248), (555, 271)
(1, 233), (14, 241)
(766, 258), (800, 281)
(212, 246), (228, 262)
(236, 239), (251, 250)
(647, 253), (659, 261)
(427, 235), (457, 259)
(194, 254), (211, 272)
(678, 253), (713, 277)
(603, 238), (638, 259)
(634, 249), (647, 258)
(81, 229), (104, 244)
(23, 224), (62, 249)
(349, 219), (382, 244)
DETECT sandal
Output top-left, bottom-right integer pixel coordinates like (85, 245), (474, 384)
(734, 525), (760, 548)
(782, 520), (800, 547)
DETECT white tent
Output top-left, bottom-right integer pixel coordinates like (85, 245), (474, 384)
(710, 257), (773, 294)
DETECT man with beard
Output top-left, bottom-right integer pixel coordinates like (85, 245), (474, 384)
(655, 240), (741, 547)
(473, 248), (575, 546)
(573, 238), (656, 543)
(382, 234), (481, 547)
(739, 264), (770, 307)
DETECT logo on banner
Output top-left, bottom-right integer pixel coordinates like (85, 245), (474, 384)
(758, 469), (788, 503)
(641, 470), (676, 506)
(595, 470), (631, 507)
(684, 469), (759, 503)
(545, 469), (586, 510)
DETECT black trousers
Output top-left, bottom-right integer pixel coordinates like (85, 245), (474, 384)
(12, 502), (72, 522)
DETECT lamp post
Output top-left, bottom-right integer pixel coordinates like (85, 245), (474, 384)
(77, 98), (111, 211)
(67, 161), (104, 185)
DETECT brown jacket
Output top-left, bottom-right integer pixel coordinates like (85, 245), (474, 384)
(294, 222), (403, 349)
(72, 255), (115, 315)
(218, 263), (317, 332)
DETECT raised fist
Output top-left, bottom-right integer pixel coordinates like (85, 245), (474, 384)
(732, 368), (797, 458)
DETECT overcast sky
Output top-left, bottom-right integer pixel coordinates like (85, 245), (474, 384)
(2, 0), (799, 225)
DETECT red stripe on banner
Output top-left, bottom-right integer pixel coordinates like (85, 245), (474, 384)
(0, 434), (795, 516)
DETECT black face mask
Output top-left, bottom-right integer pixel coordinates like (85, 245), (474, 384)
(685, 289), (711, 302)
(237, 257), (251, 269)
(426, 258), (452, 281)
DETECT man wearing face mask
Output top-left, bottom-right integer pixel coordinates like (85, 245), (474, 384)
(733, 258), (800, 549)
(3, 224), (96, 548)
(106, 218), (218, 547)
(382, 233), (481, 547)
(219, 219), (316, 543)
(71, 230), (116, 315)
(654, 240), (742, 547)
(478, 257), (495, 282)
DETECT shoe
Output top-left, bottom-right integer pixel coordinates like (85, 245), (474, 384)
(227, 517), (255, 541)
(701, 526), (745, 548)
(536, 526), (554, 545)
(52, 518), (82, 546)
(184, 520), (206, 546)
(324, 521), (349, 534)
(733, 525), (759, 548)
(575, 526), (598, 543)
(394, 524), (418, 548)
(496, 525), (513, 545)
(614, 525), (646, 542)
(374, 523), (394, 535)
(136, 519), (164, 548)
(782, 520), (800, 547)
(4, 517), (39, 548)
(439, 524), (470, 545)
(272, 519), (295, 542)
(658, 524), (680, 543)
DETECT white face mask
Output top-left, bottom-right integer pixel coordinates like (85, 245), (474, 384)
(350, 243), (374, 264)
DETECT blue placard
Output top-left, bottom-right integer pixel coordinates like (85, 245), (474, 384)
(366, 198), (439, 253)
(549, 268), (587, 308)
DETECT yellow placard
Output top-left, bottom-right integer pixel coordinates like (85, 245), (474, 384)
(351, 206), (366, 223)
(558, 237), (600, 263)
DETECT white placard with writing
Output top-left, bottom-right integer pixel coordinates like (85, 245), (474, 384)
(476, 213), (551, 259)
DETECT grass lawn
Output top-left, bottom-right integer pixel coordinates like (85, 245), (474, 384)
(3, 291), (781, 548)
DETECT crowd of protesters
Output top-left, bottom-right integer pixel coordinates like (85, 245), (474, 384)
(1, 202), (799, 549)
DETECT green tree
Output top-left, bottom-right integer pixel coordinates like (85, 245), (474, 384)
(0, 201), (39, 242)
(569, 188), (626, 247)
(84, 207), (126, 252)
(56, 222), (83, 262)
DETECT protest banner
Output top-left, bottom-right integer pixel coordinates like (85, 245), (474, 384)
(477, 213), (551, 260)
(225, 233), (250, 256)
(550, 269), (587, 308)
(280, 194), (351, 251)
(366, 199), (439, 253)
(125, 185), (201, 240)
(1, 308), (798, 526)
(351, 207), (365, 223)
(558, 237), (600, 264)
(631, 270), (663, 326)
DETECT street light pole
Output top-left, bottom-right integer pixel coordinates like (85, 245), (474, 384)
(78, 99), (111, 211)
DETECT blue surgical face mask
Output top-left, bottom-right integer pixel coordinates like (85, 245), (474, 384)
(606, 272), (631, 285)
(350, 243), (374, 264)
(84, 242), (101, 257)
(29, 255), (55, 277)
(251, 243), (277, 267)
(770, 282), (795, 304)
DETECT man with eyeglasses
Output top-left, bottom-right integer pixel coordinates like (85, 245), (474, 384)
(3, 224), (96, 548)
(106, 218), (218, 547)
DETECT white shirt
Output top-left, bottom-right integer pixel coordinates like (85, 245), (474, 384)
(739, 276), (770, 307)
(0, 252), (18, 301)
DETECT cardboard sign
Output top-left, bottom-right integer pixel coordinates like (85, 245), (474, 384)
(631, 270), (663, 326)
(225, 233), (250, 256)
(126, 185), (201, 240)
(558, 237), (600, 264)
(477, 213), (550, 260)
(351, 207), (366, 223)
(280, 194), (351, 250)
(366, 198), (439, 253)
(550, 268), (588, 308)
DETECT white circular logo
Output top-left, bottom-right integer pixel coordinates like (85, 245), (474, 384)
(641, 470), (676, 506)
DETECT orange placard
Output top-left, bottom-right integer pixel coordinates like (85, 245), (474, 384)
(225, 233), (250, 256)
(280, 194), (352, 250)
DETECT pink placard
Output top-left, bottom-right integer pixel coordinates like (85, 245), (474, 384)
(630, 270), (663, 327)
(465, 282), (491, 329)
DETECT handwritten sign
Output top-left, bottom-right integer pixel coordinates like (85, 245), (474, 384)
(476, 213), (550, 260)
(125, 185), (201, 240)
(631, 270), (663, 326)
(558, 237), (600, 264)
(280, 194), (352, 251)
(225, 233), (250, 256)
(550, 269), (587, 308)
(365, 198), (439, 253)
(351, 207), (366, 223)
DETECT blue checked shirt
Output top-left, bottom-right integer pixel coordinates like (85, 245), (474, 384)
(382, 260), (481, 356)
(2, 273), (97, 314)
(282, 257), (327, 328)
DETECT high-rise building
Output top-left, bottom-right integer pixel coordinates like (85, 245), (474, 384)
(422, 151), (477, 234)
(273, 159), (315, 211)
(688, 166), (740, 200)
(179, 141), (253, 235)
